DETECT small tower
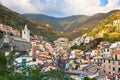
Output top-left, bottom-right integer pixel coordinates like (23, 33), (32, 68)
(22, 25), (30, 42)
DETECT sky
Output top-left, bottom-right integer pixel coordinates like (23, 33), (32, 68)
(1, 0), (120, 17)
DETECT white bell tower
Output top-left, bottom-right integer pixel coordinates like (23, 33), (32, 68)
(22, 25), (30, 42)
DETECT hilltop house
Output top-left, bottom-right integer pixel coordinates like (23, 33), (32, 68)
(113, 19), (120, 26)
(84, 37), (94, 44)
(74, 37), (84, 45)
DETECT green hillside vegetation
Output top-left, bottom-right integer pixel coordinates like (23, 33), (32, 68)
(23, 14), (87, 32)
(24, 10), (119, 40)
(0, 4), (61, 42)
(87, 10), (120, 42)
(67, 10), (119, 39)
(71, 10), (120, 51)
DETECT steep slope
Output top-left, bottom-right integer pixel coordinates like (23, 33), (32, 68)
(67, 10), (119, 39)
(0, 4), (61, 42)
(23, 14), (87, 32)
(87, 10), (120, 42)
(24, 10), (119, 39)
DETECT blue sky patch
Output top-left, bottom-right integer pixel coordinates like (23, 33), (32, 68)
(100, 0), (108, 7)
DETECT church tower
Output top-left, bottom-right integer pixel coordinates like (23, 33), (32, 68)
(22, 25), (30, 42)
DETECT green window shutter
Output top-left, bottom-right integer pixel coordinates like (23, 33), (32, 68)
(74, 61), (79, 64)
(118, 62), (120, 65)
(22, 59), (26, 68)
(108, 60), (110, 63)
(118, 68), (120, 72)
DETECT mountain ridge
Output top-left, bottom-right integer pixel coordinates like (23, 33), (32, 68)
(23, 14), (88, 32)
(87, 10), (120, 41)
(0, 4), (120, 42)
(67, 10), (120, 39)
(0, 4), (61, 42)
(24, 10), (120, 39)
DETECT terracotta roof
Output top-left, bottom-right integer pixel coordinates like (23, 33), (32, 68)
(100, 41), (110, 45)
(38, 53), (51, 59)
(113, 50), (120, 55)
(38, 57), (51, 60)
(94, 56), (103, 59)
(38, 54), (51, 59)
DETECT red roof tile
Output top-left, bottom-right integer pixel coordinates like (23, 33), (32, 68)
(100, 41), (110, 45)
(114, 50), (120, 55)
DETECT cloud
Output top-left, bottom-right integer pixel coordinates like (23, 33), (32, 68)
(101, 0), (120, 12)
(1, 0), (120, 17)
(1, 0), (39, 13)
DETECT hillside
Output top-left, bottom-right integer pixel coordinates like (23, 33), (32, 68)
(24, 10), (120, 39)
(0, 4), (61, 42)
(23, 14), (87, 32)
(87, 10), (120, 42)
(67, 10), (119, 39)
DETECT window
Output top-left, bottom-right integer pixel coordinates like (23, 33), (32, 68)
(104, 59), (105, 63)
(107, 49), (109, 52)
(115, 55), (117, 60)
(104, 54), (106, 57)
(80, 60), (82, 63)
(108, 60), (110, 63)
(104, 49), (106, 52)
(33, 58), (36, 62)
(118, 68), (120, 72)
(113, 67), (115, 71)
(118, 62), (120, 65)
(94, 59), (96, 62)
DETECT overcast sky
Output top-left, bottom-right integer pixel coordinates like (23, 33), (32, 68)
(1, 0), (120, 17)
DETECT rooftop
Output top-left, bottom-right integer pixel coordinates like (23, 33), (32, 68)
(100, 41), (110, 45)
(113, 50), (120, 55)
(10, 36), (27, 42)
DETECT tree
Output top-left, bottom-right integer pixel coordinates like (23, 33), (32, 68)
(39, 70), (75, 80)
(83, 77), (97, 80)
(7, 32), (14, 36)
(0, 54), (7, 76)
(0, 51), (74, 80)
(0, 31), (4, 38)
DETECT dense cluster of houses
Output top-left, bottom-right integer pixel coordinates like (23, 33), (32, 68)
(1, 23), (120, 80)
(65, 40), (120, 80)
(0, 24), (20, 36)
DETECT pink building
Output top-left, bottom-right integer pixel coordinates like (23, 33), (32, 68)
(13, 30), (20, 36)
(0, 24), (20, 36)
